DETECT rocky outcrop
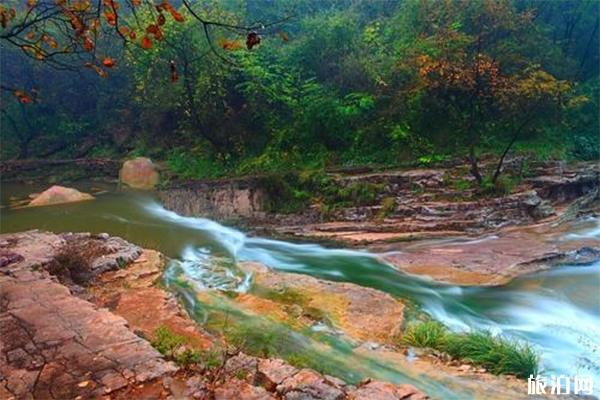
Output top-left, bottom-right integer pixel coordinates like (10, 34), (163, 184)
(119, 157), (160, 189)
(0, 232), (176, 399)
(26, 185), (94, 207)
(0, 231), (429, 400)
(158, 176), (269, 220)
(238, 262), (405, 344)
(158, 161), (598, 247)
(348, 380), (428, 400)
(381, 216), (600, 285)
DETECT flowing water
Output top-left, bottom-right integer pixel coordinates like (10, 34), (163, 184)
(1, 184), (599, 398)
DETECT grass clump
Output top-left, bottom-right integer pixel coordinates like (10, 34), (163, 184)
(402, 321), (539, 379)
(151, 326), (204, 367)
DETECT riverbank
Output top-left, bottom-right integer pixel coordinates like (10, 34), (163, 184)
(157, 159), (599, 285)
(2, 157), (598, 286)
(1, 186), (599, 398)
(1, 230), (541, 399)
(0, 231), (430, 399)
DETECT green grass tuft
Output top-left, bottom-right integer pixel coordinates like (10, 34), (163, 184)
(402, 321), (539, 379)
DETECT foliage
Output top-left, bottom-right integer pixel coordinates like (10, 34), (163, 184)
(1, 0), (597, 175)
(402, 321), (539, 379)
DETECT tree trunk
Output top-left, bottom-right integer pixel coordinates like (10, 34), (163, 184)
(469, 145), (483, 185)
(491, 117), (532, 184)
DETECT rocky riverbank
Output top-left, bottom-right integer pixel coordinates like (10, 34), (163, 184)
(0, 230), (432, 399)
(158, 160), (600, 285)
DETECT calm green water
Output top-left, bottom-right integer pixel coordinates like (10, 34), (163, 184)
(1, 183), (599, 398)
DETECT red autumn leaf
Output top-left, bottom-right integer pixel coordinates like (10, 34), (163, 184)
(104, 11), (116, 26)
(129, 31), (137, 40)
(13, 90), (33, 104)
(140, 36), (152, 50)
(131, 0), (140, 5)
(218, 39), (243, 51)
(146, 24), (158, 34)
(170, 9), (184, 22)
(246, 31), (260, 50)
(82, 36), (94, 51)
(157, 14), (166, 26)
(25, 31), (36, 40)
(102, 57), (115, 68)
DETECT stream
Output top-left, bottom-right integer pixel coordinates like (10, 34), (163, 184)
(1, 184), (599, 398)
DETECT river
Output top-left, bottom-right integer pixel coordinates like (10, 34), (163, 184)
(1, 184), (599, 398)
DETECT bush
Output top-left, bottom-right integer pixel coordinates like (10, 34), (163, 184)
(46, 244), (96, 286)
(376, 196), (397, 222)
(402, 321), (539, 379)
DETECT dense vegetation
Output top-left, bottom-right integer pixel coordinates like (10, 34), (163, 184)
(1, 0), (598, 183)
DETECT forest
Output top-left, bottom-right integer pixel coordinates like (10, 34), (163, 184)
(1, 1), (599, 399)
(2, 0), (598, 185)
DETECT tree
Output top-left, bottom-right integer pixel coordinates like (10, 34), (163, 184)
(403, 0), (581, 184)
(0, 0), (290, 93)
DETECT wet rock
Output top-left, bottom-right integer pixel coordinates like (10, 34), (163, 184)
(27, 185), (94, 207)
(119, 157), (160, 190)
(277, 369), (345, 400)
(239, 263), (405, 343)
(348, 380), (428, 400)
(382, 216), (600, 285)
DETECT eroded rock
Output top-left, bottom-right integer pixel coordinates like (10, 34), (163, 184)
(0, 255), (177, 399)
(239, 262), (405, 343)
(27, 185), (94, 207)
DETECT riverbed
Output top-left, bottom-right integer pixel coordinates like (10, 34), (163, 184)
(1, 183), (598, 398)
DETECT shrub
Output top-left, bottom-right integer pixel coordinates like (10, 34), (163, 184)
(46, 244), (96, 286)
(376, 197), (396, 222)
(402, 321), (539, 379)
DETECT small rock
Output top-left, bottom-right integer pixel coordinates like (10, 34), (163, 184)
(28, 185), (94, 207)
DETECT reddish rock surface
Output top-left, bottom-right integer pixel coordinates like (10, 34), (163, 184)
(382, 216), (600, 285)
(0, 231), (430, 400)
(119, 157), (160, 190)
(0, 238), (176, 399)
(27, 185), (94, 207)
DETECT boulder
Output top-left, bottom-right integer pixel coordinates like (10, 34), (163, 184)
(27, 185), (94, 207)
(119, 157), (159, 189)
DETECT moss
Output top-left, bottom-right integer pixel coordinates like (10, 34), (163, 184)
(402, 321), (539, 379)
(258, 286), (307, 305)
